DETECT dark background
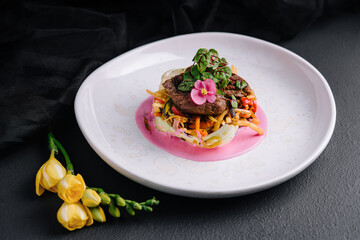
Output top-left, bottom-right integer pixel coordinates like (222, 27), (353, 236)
(1, 0), (360, 239)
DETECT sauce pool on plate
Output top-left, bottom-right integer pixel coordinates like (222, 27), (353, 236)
(135, 97), (267, 162)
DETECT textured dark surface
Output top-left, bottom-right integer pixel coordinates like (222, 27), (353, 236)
(1, 12), (360, 240)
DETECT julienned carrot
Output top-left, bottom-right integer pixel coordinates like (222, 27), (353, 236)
(249, 110), (261, 125)
(187, 129), (208, 137)
(195, 116), (201, 131)
(188, 121), (215, 129)
(236, 119), (264, 135)
(231, 65), (237, 74)
(146, 89), (168, 102)
(252, 118), (261, 126)
(198, 129), (208, 137)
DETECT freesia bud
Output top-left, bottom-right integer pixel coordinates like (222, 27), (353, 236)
(145, 197), (160, 206)
(81, 189), (101, 207)
(128, 200), (142, 210)
(57, 202), (93, 231)
(115, 195), (126, 207)
(99, 192), (111, 205)
(57, 173), (86, 203)
(125, 204), (135, 216)
(35, 150), (67, 196)
(142, 205), (153, 212)
(108, 204), (121, 218)
(90, 206), (106, 223)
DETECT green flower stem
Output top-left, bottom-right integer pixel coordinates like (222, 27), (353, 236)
(87, 187), (159, 218)
(48, 135), (58, 154)
(87, 187), (105, 193)
(48, 132), (74, 175)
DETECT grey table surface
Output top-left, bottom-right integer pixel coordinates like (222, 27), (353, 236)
(1, 12), (359, 240)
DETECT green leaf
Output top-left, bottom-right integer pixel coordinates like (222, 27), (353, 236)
(235, 80), (247, 90)
(218, 79), (229, 89)
(191, 65), (200, 80)
(183, 71), (193, 81)
(193, 48), (208, 62)
(236, 80), (247, 90)
(231, 95), (238, 108)
(212, 77), (220, 83)
(209, 49), (219, 57)
(219, 57), (228, 67)
(213, 66), (232, 81)
(208, 49), (220, 69)
(206, 67), (214, 72)
(216, 89), (225, 96)
(192, 48), (210, 73)
(198, 52), (210, 73)
(209, 57), (219, 69)
(178, 79), (195, 91)
(201, 72), (213, 80)
(201, 72), (220, 83)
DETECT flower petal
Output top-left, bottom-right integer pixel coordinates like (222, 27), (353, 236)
(57, 174), (86, 203)
(191, 88), (206, 105)
(41, 157), (67, 189)
(57, 202), (88, 231)
(206, 94), (216, 103)
(204, 79), (216, 95)
(35, 168), (45, 196)
(194, 80), (205, 90)
(83, 204), (94, 226)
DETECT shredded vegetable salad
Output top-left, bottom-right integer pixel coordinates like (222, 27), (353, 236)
(146, 67), (264, 149)
(146, 48), (264, 148)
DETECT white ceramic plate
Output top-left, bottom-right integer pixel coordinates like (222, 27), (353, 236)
(75, 32), (336, 198)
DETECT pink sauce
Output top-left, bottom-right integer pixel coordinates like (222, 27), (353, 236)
(135, 97), (267, 162)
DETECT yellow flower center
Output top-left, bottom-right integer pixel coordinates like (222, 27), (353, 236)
(201, 89), (208, 95)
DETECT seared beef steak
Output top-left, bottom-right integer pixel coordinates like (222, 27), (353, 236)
(162, 74), (226, 115)
(162, 72), (253, 115)
(223, 74), (252, 98)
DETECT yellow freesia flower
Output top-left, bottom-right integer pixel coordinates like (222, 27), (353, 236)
(35, 150), (67, 196)
(57, 202), (93, 231)
(57, 173), (86, 203)
(81, 189), (101, 207)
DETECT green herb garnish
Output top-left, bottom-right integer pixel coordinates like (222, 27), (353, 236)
(177, 48), (233, 92)
(213, 66), (232, 84)
(236, 80), (247, 90)
(191, 64), (201, 80)
(231, 95), (238, 108)
(216, 89), (225, 96)
(178, 79), (195, 91)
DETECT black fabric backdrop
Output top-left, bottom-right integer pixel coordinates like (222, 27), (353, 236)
(0, 0), (358, 158)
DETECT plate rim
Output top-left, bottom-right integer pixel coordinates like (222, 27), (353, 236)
(74, 32), (336, 198)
